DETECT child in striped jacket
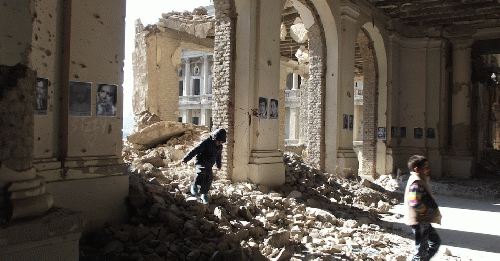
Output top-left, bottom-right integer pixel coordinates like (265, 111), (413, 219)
(404, 155), (442, 261)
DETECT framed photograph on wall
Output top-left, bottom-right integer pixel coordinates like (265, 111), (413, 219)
(35, 78), (49, 115)
(343, 114), (348, 129)
(348, 115), (353, 130)
(269, 99), (278, 119)
(96, 83), (118, 116)
(414, 127), (423, 139)
(258, 97), (268, 119)
(400, 127), (406, 138)
(391, 126), (397, 138)
(427, 128), (435, 139)
(377, 127), (386, 140)
(69, 81), (92, 116)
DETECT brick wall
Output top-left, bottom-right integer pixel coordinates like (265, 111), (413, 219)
(212, 0), (236, 179)
(357, 30), (378, 177)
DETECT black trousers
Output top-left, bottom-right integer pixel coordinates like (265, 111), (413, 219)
(193, 167), (213, 195)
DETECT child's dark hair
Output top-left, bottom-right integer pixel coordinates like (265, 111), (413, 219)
(408, 155), (428, 171)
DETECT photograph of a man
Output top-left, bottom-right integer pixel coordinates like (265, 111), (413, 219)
(414, 127), (423, 139)
(343, 114), (348, 129)
(35, 78), (48, 115)
(269, 99), (278, 119)
(69, 81), (91, 116)
(258, 97), (268, 119)
(97, 84), (117, 116)
(377, 127), (387, 140)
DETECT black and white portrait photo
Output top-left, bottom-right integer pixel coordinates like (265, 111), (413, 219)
(69, 81), (92, 116)
(414, 127), (423, 139)
(426, 128), (435, 139)
(258, 97), (268, 119)
(343, 114), (348, 129)
(391, 126), (397, 138)
(269, 99), (278, 119)
(348, 115), (353, 130)
(97, 84), (117, 116)
(35, 78), (49, 115)
(377, 127), (386, 140)
(400, 127), (407, 138)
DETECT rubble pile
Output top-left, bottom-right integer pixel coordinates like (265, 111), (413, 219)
(152, 7), (215, 38)
(81, 117), (464, 261)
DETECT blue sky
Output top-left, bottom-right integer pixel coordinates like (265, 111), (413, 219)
(123, 0), (212, 116)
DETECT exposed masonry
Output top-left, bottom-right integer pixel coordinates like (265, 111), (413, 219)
(297, 0), (327, 171)
(132, 20), (149, 116)
(212, 0), (236, 180)
(0, 65), (35, 171)
(358, 30), (378, 177)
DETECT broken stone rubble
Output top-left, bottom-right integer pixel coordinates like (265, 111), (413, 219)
(82, 112), (468, 261)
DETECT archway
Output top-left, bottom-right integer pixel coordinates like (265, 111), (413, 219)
(354, 23), (388, 177)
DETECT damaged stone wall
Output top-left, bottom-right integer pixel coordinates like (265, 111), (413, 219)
(211, 0), (237, 179)
(132, 20), (149, 115)
(0, 65), (36, 171)
(304, 23), (326, 170)
(357, 30), (378, 177)
(297, 0), (327, 170)
(134, 16), (214, 122)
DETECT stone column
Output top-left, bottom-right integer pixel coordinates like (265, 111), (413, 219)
(448, 37), (474, 178)
(201, 108), (211, 127)
(290, 107), (299, 139)
(292, 72), (299, 90)
(451, 37), (473, 152)
(336, 4), (359, 171)
(202, 54), (209, 95)
(183, 58), (191, 96)
(182, 109), (192, 124)
(0, 0), (53, 222)
(232, 0), (285, 188)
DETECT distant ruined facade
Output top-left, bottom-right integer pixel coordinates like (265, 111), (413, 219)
(1, 0), (500, 259)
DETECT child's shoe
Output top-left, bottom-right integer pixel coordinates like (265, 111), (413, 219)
(201, 194), (209, 205)
(190, 183), (199, 196)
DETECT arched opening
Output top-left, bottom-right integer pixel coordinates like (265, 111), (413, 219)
(354, 23), (388, 178)
(279, 0), (328, 170)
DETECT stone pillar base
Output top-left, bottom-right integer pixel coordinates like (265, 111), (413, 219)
(249, 151), (285, 189)
(0, 208), (85, 261)
(444, 155), (474, 179)
(337, 147), (359, 172)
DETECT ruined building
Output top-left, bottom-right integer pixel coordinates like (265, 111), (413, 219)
(1, 0), (500, 260)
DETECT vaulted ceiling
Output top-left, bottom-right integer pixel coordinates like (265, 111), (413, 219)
(281, 0), (500, 71)
(367, 0), (500, 28)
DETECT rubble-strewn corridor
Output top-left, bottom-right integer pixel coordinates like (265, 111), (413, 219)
(77, 112), (500, 260)
(1, 0), (500, 260)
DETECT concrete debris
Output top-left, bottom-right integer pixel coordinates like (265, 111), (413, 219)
(82, 118), (475, 260)
(280, 23), (287, 41)
(154, 7), (215, 39)
(290, 22), (308, 43)
(125, 110), (209, 150)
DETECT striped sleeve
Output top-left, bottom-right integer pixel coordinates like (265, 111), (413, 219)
(408, 182), (429, 214)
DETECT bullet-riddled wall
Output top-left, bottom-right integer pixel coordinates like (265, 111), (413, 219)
(0, 0), (129, 232)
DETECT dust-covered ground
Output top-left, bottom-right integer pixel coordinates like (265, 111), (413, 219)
(80, 118), (499, 261)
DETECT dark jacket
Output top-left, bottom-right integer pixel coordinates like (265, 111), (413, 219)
(182, 129), (226, 169)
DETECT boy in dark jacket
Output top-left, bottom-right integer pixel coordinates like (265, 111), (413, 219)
(182, 129), (226, 204)
(405, 155), (442, 261)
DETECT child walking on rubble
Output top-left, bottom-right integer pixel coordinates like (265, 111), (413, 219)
(182, 129), (226, 204)
(405, 155), (442, 261)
